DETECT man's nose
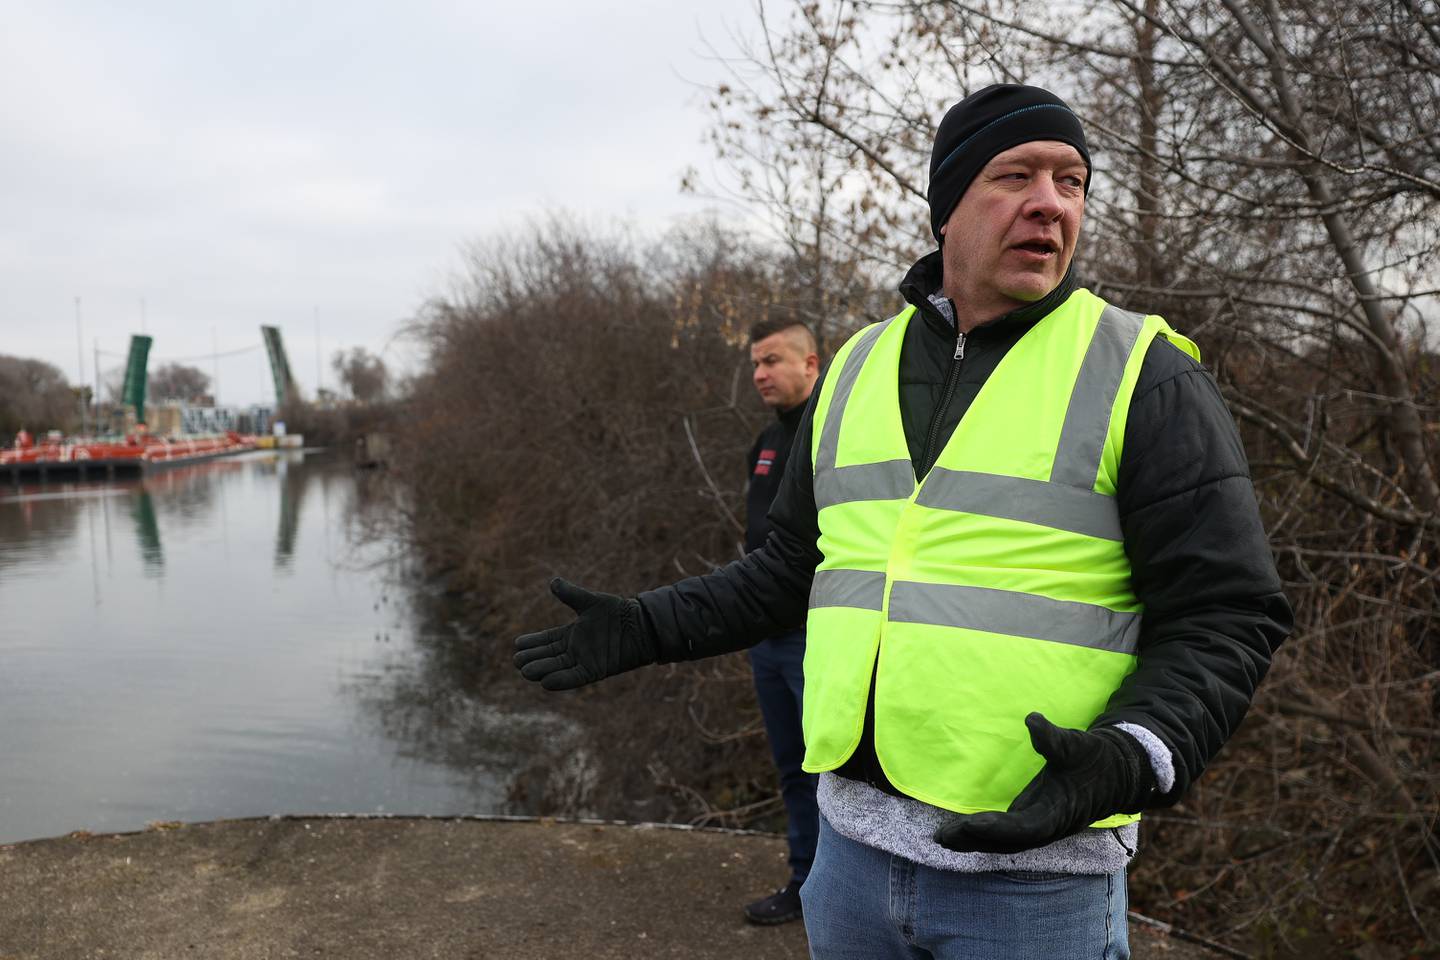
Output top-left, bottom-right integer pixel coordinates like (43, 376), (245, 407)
(1023, 176), (1064, 220)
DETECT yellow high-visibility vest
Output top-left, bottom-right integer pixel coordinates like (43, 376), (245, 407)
(802, 287), (1198, 827)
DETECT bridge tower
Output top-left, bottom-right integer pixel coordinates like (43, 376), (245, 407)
(260, 326), (298, 407)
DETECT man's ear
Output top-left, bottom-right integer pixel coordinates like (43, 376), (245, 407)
(805, 353), (820, 376)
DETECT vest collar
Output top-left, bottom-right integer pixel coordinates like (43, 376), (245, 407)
(898, 249), (1081, 340)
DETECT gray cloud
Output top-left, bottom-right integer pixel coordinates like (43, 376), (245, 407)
(0, 0), (748, 406)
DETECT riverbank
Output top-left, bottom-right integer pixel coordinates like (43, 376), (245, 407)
(0, 816), (1220, 959)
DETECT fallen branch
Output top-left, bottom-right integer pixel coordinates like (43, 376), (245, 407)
(1128, 910), (1255, 959)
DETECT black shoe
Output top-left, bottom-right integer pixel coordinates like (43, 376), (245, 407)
(743, 880), (804, 925)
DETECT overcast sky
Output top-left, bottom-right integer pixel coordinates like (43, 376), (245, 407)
(1, 0), (757, 407)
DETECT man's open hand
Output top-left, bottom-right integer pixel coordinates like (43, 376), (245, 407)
(513, 578), (655, 690)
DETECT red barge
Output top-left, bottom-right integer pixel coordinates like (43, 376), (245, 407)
(1, 430), (258, 482)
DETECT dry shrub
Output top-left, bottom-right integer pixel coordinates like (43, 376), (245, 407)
(394, 217), (823, 828)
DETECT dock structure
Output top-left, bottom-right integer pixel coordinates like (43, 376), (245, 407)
(0, 457), (137, 483)
(0, 434), (257, 484)
(3, 323), (298, 485)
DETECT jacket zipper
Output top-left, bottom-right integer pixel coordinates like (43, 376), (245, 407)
(918, 329), (966, 479)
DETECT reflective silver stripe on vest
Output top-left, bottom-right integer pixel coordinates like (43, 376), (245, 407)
(914, 469), (1122, 540)
(810, 568), (887, 611)
(815, 459), (913, 509)
(1049, 304), (1145, 489)
(888, 581), (1139, 654)
(814, 320), (909, 510)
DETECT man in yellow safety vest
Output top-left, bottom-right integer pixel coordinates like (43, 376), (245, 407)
(515, 83), (1291, 958)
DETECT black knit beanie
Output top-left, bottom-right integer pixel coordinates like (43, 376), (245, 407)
(928, 84), (1091, 242)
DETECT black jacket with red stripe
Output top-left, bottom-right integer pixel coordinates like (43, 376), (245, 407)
(745, 403), (807, 554)
(639, 251), (1292, 805)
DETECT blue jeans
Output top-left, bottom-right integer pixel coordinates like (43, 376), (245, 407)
(801, 816), (1130, 960)
(748, 630), (819, 884)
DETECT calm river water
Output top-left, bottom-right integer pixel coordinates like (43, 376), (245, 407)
(0, 450), (577, 844)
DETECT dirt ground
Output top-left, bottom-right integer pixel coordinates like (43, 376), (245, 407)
(0, 816), (1224, 959)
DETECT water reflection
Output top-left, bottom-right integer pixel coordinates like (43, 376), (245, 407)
(272, 456), (310, 571)
(345, 585), (595, 808)
(332, 475), (597, 814)
(131, 490), (164, 574)
(141, 460), (232, 525)
(0, 451), (571, 843)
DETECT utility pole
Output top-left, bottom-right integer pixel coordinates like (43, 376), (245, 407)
(94, 338), (101, 435)
(75, 297), (87, 436)
(212, 326), (220, 408)
(314, 306), (322, 403)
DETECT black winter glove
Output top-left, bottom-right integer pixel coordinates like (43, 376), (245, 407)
(933, 712), (1157, 854)
(513, 578), (657, 691)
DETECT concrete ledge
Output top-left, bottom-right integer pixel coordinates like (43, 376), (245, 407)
(0, 816), (1219, 959)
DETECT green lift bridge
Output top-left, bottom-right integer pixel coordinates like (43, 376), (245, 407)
(119, 326), (297, 427)
(260, 325), (298, 407)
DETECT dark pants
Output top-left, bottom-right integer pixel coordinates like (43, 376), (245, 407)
(748, 630), (819, 884)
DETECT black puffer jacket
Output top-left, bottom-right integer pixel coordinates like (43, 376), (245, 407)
(638, 251), (1292, 805)
(745, 402), (807, 554)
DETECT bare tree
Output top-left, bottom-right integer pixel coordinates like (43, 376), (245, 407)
(0, 354), (77, 439)
(148, 363), (211, 402)
(331, 347), (389, 404)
